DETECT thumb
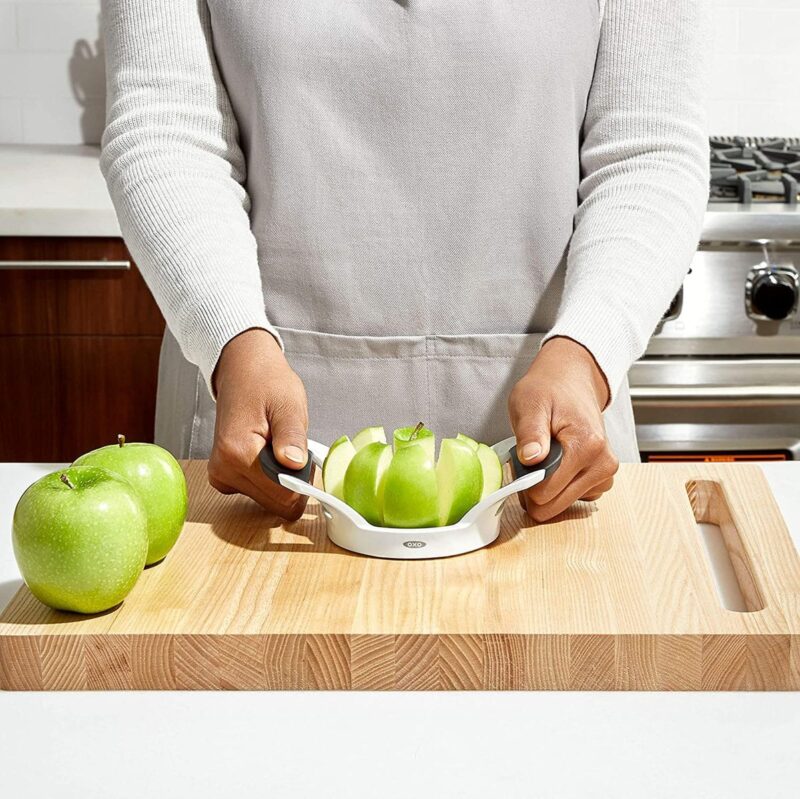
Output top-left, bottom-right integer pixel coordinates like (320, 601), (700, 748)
(512, 407), (552, 466)
(268, 399), (309, 470)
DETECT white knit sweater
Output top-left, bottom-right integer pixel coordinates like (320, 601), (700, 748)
(100, 0), (709, 401)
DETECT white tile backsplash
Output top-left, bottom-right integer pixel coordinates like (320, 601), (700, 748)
(21, 95), (103, 143)
(0, 0), (796, 145)
(0, 97), (23, 143)
(0, 1), (104, 143)
(17, 3), (100, 52)
(706, 99), (739, 136)
(711, 54), (798, 105)
(710, 5), (739, 56)
(0, 5), (17, 51)
(736, 101), (800, 140)
(737, 8), (800, 55)
(0, 51), (103, 99)
(713, 0), (800, 8)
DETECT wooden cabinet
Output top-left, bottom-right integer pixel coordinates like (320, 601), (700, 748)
(0, 237), (165, 461)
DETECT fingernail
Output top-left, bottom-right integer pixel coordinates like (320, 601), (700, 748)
(521, 443), (542, 462)
(283, 445), (306, 464)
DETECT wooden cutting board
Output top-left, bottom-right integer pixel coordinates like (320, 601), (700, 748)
(1, 461), (799, 691)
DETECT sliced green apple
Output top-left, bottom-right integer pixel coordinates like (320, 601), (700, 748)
(382, 444), (439, 528)
(352, 426), (387, 451)
(343, 442), (392, 526)
(322, 435), (357, 500)
(393, 424), (435, 460)
(456, 433), (479, 452)
(476, 443), (503, 500)
(436, 438), (483, 526)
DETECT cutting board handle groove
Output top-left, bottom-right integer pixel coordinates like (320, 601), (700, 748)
(686, 479), (766, 612)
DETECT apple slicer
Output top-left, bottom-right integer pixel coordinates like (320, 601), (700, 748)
(259, 436), (562, 560)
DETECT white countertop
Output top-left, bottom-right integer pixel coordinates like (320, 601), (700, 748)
(2, 462), (799, 798)
(0, 145), (120, 237)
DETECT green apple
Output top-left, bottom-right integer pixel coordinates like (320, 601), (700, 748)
(393, 423), (435, 460)
(476, 443), (503, 499)
(456, 433), (479, 452)
(382, 443), (439, 528)
(73, 435), (188, 565)
(343, 441), (393, 526)
(322, 435), (357, 499)
(12, 466), (148, 614)
(437, 438), (483, 525)
(352, 426), (387, 450)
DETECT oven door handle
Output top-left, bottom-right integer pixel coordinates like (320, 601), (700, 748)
(630, 385), (800, 407)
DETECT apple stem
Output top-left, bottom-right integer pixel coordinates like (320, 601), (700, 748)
(409, 422), (425, 441)
(59, 473), (76, 490)
(117, 434), (125, 448)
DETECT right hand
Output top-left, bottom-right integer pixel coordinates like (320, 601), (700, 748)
(208, 328), (310, 521)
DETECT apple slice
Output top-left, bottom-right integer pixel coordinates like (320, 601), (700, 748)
(476, 443), (503, 500)
(343, 442), (393, 526)
(382, 444), (439, 528)
(322, 435), (357, 500)
(352, 426), (387, 451)
(436, 438), (483, 526)
(393, 423), (435, 460)
(456, 432), (479, 452)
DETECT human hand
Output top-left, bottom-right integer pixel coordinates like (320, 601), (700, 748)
(508, 336), (619, 522)
(208, 328), (310, 521)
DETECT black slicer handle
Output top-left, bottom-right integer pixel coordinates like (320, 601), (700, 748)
(258, 443), (314, 486)
(509, 440), (563, 482)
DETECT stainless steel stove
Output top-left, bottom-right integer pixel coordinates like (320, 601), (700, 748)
(632, 137), (800, 462)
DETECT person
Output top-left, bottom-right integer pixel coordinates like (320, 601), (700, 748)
(100, 0), (708, 523)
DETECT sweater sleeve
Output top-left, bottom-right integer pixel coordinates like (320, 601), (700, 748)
(100, 0), (282, 396)
(541, 0), (710, 402)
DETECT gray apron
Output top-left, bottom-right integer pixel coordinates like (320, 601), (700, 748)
(155, 0), (639, 464)
(154, 325), (640, 463)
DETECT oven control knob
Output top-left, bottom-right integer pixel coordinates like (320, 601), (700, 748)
(751, 272), (798, 320)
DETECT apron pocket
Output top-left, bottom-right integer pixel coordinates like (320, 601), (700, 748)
(426, 333), (544, 445)
(281, 328), (546, 449)
(428, 332), (639, 460)
(203, 326), (641, 461)
(278, 327), (431, 446)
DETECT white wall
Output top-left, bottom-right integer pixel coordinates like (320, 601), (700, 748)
(0, 0), (798, 145)
(709, 0), (800, 137)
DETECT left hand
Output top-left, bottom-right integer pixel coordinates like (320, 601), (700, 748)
(508, 336), (619, 522)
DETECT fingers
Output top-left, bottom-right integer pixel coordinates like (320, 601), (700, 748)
(207, 472), (237, 495)
(208, 434), (309, 520)
(581, 477), (614, 502)
(522, 449), (618, 522)
(527, 430), (611, 505)
(240, 467), (309, 521)
(508, 387), (551, 467)
(524, 470), (616, 522)
(268, 395), (309, 469)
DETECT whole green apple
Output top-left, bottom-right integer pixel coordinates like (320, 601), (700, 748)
(73, 435), (188, 565)
(12, 466), (148, 614)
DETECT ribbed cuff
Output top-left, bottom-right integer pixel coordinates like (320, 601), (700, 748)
(185, 300), (284, 401)
(541, 310), (640, 407)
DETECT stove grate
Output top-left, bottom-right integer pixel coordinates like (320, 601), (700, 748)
(709, 137), (800, 205)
